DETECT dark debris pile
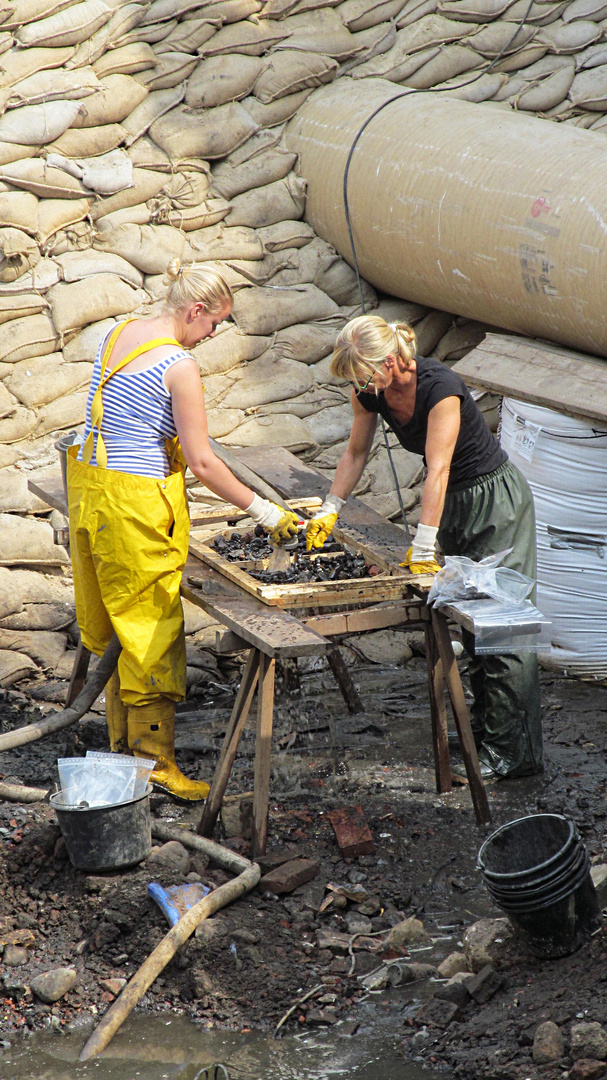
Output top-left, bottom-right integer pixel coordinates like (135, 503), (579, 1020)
(211, 528), (371, 584)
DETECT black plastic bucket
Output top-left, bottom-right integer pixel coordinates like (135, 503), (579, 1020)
(50, 784), (152, 872)
(478, 814), (601, 959)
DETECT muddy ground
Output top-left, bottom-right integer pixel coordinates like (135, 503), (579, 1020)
(1, 644), (607, 1079)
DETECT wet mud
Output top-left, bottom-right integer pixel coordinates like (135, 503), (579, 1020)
(0, 652), (606, 1080)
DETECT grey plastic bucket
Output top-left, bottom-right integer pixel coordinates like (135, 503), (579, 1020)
(50, 784), (152, 872)
(54, 430), (81, 504)
(478, 814), (601, 960)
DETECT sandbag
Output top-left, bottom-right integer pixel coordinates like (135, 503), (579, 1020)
(90, 168), (166, 218)
(161, 17), (220, 53)
(242, 88), (314, 127)
(341, 21), (397, 74)
(16, 0), (113, 48)
(0, 160), (89, 198)
(225, 173), (306, 228)
(212, 149), (297, 199)
(273, 10), (362, 60)
(6, 66), (101, 108)
(155, 197), (230, 231)
(253, 51), (338, 103)
(4, 0), (86, 29)
(0, 100), (82, 145)
(67, 2), (148, 67)
(433, 71), (509, 101)
(437, 0), (514, 19)
(71, 73), (149, 127)
(62, 316), (115, 361)
(569, 64), (607, 108)
(470, 21), (537, 57)
(120, 82), (185, 146)
(0, 406), (37, 442)
(257, 220), (315, 251)
(150, 102), (259, 159)
(223, 412), (314, 451)
(93, 221), (189, 273)
(337, 0), (404, 32)
(0, 47), (76, 90)
(141, 0), (210, 21)
(223, 353), (313, 409)
(403, 45), (485, 86)
(231, 282), (339, 334)
(0, 190), (39, 233)
(36, 390), (88, 435)
(159, 168), (212, 209)
(0, 513), (69, 567)
(563, 0), (607, 19)
(186, 223), (263, 261)
(0, 143), (36, 167)
(192, 324), (271, 375)
(306, 402), (354, 446)
(45, 218), (95, 255)
(127, 135), (171, 172)
(47, 124), (127, 159)
(47, 151), (131, 197)
(55, 248), (143, 287)
(0, 291), (47, 324)
(0, 649), (38, 686)
(0, 628), (68, 669)
(515, 59), (575, 111)
(95, 202), (152, 231)
(197, 20), (289, 58)
(186, 55), (263, 109)
(274, 319), (344, 363)
(537, 19), (602, 54)
(0, 313), (59, 363)
(116, 17), (177, 45)
(6, 353), (91, 407)
(0, 227), (40, 282)
(134, 51), (198, 91)
(0, 604), (74, 634)
(189, 0), (261, 22)
(351, 40), (440, 80)
(0, 257), (59, 293)
(0, 565), (23, 620)
(47, 274), (147, 333)
(93, 42), (157, 78)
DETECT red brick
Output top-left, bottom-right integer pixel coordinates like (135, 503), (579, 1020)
(327, 806), (374, 858)
(571, 1062), (607, 1080)
(258, 858), (320, 895)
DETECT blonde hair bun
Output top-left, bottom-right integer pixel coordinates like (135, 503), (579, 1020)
(163, 260), (233, 316)
(165, 258), (182, 282)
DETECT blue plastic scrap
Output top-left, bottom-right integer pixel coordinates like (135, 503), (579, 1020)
(147, 881), (210, 928)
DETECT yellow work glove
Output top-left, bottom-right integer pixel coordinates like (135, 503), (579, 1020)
(399, 524), (441, 575)
(244, 494), (300, 545)
(306, 494), (345, 551)
(268, 507), (300, 545)
(400, 546), (442, 576)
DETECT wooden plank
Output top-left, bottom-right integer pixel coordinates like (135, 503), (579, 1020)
(66, 639), (91, 708)
(190, 496), (322, 527)
(197, 649), (260, 839)
(251, 651), (275, 859)
(235, 446), (413, 570)
(453, 332), (607, 425)
(182, 558), (330, 658)
(28, 476), (68, 517)
(303, 600), (424, 636)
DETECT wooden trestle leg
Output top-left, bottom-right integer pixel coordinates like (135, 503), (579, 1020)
(197, 649), (260, 838)
(327, 645), (364, 713)
(251, 652), (275, 859)
(430, 608), (491, 827)
(423, 610), (452, 794)
(66, 638), (92, 707)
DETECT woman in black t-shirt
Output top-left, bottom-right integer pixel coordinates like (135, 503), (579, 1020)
(306, 314), (542, 782)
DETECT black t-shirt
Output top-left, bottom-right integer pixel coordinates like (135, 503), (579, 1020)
(357, 355), (507, 487)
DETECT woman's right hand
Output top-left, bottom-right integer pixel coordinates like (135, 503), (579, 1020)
(245, 495), (299, 544)
(305, 494), (345, 550)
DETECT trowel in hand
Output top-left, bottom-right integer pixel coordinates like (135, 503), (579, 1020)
(267, 530), (299, 573)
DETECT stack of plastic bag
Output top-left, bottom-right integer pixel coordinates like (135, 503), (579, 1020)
(55, 751), (155, 809)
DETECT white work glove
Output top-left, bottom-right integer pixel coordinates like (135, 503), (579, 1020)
(306, 494), (345, 551)
(411, 523), (438, 564)
(244, 493), (299, 544)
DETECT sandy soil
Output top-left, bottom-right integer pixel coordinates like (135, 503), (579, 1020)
(0, 649), (606, 1079)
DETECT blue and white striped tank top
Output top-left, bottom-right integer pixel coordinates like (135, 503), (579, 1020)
(78, 329), (191, 478)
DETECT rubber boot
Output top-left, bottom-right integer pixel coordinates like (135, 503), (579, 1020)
(105, 669), (129, 753)
(127, 697), (210, 802)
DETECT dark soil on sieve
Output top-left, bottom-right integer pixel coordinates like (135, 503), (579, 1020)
(1, 648), (607, 1079)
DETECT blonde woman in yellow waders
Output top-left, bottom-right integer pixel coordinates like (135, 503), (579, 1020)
(67, 261), (299, 801)
(306, 315), (543, 783)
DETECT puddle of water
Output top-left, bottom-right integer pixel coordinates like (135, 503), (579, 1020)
(0, 1010), (445, 1080)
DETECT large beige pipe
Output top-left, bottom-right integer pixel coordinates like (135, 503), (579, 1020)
(286, 78), (607, 358)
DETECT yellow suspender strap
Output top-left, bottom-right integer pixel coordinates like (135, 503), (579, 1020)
(82, 323), (182, 469)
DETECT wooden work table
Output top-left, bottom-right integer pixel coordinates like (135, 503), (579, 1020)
(28, 453), (491, 856)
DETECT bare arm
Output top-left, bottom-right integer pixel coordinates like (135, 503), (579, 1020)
(419, 396), (461, 527)
(168, 359), (256, 509)
(330, 389), (377, 500)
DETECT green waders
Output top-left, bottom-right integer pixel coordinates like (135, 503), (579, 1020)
(438, 460), (543, 778)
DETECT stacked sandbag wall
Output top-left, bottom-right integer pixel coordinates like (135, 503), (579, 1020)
(0, 0), (602, 687)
